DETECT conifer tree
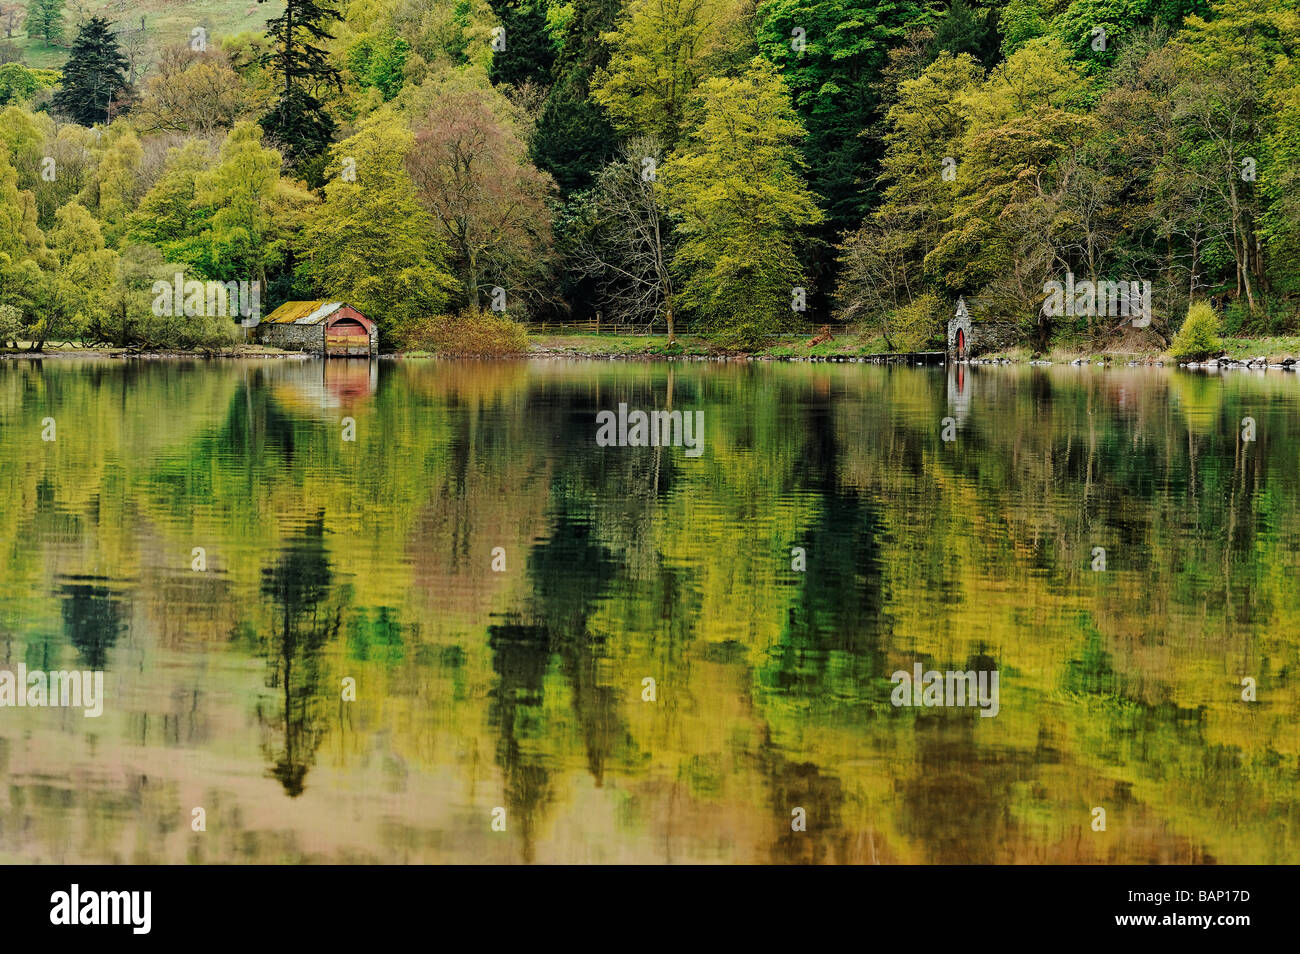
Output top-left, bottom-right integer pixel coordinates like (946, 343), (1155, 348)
(51, 16), (130, 126)
(257, 0), (342, 169)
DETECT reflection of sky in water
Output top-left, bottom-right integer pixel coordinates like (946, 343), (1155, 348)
(0, 359), (1296, 864)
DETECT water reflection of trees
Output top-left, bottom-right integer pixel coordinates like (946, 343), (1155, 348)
(256, 514), (341, 797)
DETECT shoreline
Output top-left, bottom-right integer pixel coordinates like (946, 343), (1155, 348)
(4, 333), (1300, 368)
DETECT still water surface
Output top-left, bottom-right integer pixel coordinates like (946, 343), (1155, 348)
(0, 357), (1296, 863)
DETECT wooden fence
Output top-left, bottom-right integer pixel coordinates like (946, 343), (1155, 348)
(526, 319), (849, 337)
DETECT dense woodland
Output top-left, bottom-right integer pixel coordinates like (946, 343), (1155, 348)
(0, 0), (1298, 351)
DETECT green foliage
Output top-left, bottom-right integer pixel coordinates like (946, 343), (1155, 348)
(347, 30), (411, 100)
(9, 0), (1300, 351)
(592, 0), (735, 149)
(24, 0), (63, 46)
(756, 0), (931, 230)
(1169, 301), (1223, 359)
(298, 113), (454, 341)
(532, 72), (616, 192)
(486, 0), (555, 87)
(193, 122), (315, 285)
(1052, 0), (1150, 70)
(664, 61), (823, 347)
(0, 63), (59, 105)
(0, 302), (21, 343)
(885, 293), (946, 351)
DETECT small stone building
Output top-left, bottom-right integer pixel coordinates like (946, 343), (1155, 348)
(947, 313), (1019, 359)
(258, 301), (378, 357)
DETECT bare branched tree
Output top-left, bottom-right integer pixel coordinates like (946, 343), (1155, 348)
(569, 136), (676, 342)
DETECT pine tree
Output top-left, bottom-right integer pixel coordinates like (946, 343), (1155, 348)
(257, 0), (342, 170)
(51, 17), (130, 126)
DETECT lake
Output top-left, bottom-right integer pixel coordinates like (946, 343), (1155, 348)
(0, 356), (1295, 863)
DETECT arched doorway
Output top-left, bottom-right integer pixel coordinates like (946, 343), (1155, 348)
(326, 315), (371, 356)
(956, 328), (966, 359)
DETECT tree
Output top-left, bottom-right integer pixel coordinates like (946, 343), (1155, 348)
(924, 38), (1091, 347)
(486, 0), (554, 88)
(1170, 0), (1300, 314)
(837, 52), (983, 328)
(930, 0), (998, 63)
(126, 139), (215, 267)
(0, 62), (58, 104)
(1168, 300), (1222, 358)
(756, 0), (931, 231)
(193, 122), (315, 286)
(568, 136), (676, 340)
(346, 29), (410, 101)
(51, 16), (131, 126)
(407, 78), (555, 311)
(530, 0), (621, 192)
(258, 0), (343, 169)
(591, 0), (738, 149)
(0, 140), (49, 332)
(24, 0), (61, 46)
(2, 5), (28, 42)
(663, 60), (823, 345)
(80, 124), (142, 243)
(134, 45), (247, 138)
(39, 199), (117, 346)
(298, 114), (455, 339)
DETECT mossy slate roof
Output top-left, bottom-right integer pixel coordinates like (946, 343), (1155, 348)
(263, 301), (346, 325)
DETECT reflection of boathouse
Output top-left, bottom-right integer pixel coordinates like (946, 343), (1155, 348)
(269, 358), (379, 411)
(947, 362), (971, 426)
(258, 301), (378, 357)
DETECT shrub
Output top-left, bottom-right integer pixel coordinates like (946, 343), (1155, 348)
(400, 309), (529, 356)
(0, 304), (23, 346)
(1169, 302), (1223, 361)
(886, 293), (946, 351)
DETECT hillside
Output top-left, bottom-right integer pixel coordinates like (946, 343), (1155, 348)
(7, 0), (283, 70)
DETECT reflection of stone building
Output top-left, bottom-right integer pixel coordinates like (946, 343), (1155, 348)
(947, 314), (1018, 359)
(946, 363), (971, 426)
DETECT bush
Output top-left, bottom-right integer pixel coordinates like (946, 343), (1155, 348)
(0, 304), (23, 346)
(119, 310), (241, 351)
(1169, 302), (1223, 361)
(885, 293), (946, 351)
(400, 309), (529, 356)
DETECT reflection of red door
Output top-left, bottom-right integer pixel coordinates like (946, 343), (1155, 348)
(956, 328), (966, 358)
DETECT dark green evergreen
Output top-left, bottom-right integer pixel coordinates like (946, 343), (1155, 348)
(257, 0), (343, 169)
(487, 0), (555, 88)
(51, 16), (130, 126)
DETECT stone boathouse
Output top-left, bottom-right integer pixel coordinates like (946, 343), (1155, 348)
(947, 310), (1018, 360)
(259, 301), (378, 357)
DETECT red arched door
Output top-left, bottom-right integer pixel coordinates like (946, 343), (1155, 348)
(956, 328), (966, 359)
